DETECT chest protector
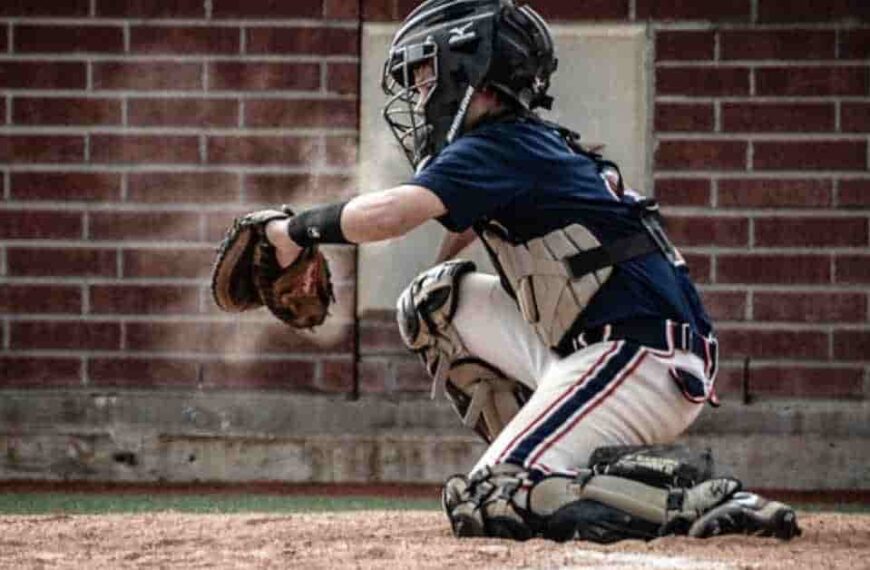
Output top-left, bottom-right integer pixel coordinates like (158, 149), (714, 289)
(479, 221), (613, 348)
(476, 123), (678, 349)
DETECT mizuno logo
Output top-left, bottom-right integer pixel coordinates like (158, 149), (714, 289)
(448, 22), (477, 46)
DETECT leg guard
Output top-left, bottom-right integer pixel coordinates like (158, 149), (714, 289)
(397, 261), (532, 442)
(529, 473), (741, 543)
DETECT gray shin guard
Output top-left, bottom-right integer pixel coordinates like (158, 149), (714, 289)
(529, 474), (742, 543)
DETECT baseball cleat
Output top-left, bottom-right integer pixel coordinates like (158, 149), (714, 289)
(688, 491), (802, 540)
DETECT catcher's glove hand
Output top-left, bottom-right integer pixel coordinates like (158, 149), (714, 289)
(211, 207), (334, 328)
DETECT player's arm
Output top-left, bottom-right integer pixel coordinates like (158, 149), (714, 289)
(434, 228), (476, 264)
(266, 184), (446, 267)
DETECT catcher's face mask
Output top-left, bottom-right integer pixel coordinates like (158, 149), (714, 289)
(382, 39), (440, 171)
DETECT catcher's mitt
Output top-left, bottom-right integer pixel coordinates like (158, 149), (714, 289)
(211, 207), (334, 328)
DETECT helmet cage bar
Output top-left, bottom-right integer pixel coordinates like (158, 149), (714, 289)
(382, 39), (440, 168)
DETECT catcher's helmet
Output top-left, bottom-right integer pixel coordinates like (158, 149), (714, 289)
(382, 0), (557, 170)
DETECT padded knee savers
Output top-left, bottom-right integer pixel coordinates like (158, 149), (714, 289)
(397, 261), (531, 442)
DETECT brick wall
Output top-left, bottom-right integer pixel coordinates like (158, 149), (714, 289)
(0, 1), (361, 394)
(0, 1), (867, 402)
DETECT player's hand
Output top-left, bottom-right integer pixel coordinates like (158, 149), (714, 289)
(265, 218), (303, 268)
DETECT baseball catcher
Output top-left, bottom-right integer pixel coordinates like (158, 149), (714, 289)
(212, 0), (800, 543)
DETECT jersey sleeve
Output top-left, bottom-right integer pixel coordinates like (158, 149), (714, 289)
(410, 129), (534, 232)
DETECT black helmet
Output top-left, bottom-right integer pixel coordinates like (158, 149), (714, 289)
(382, 0), (558, 170)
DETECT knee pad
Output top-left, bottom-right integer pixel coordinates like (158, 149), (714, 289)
(397, 261), (531, 442)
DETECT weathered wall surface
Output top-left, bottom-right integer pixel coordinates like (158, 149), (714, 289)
(0, 1), (868, 488)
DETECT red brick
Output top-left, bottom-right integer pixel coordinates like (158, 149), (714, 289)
(326, 136), (358, 167)
(362, 1), (393, 21)
(207, 135), (318, 165)
(357, 358), (390, 393)
(0, 210), (82, 239)
(835, 254), (870, 284)
(842, 103), (870, 133)
(0, 357), (81, 388)
(245, 173), (354, 204)
(682, 253), (711, 284)
(754, 140), (866, 171)
(667, 215), (749, 247)
(126, 321), (234, 353)
(0, 62), (86, 89)
(654, 179), (711, 206)
(360, 321), (405, 353)
(508, 0), (628, 20)
(93, 62), (203, 91)
(89, 211), (200, 241)
(237, 321), (353, 353)
(655, 30), (714, 61)
(756, 292), (867, 324)
(200, 359), (318, 391)
(720, 29), (835, 60)
(123, 247), (214, 279)
(247, 27), (358, 55)
(89, 357), (199, 388)
(717, 254), (830, 284)
(212, 0), (322, 18)
(209, 62), (319, 92)
(636, 0), (750, 20)
(325, 0), (359, 18)
(655, 140), (746, 171)
(320, 360), (355, 393)
(127, 171), (240, 204)
(0, 285), (82, 314)
(840, 29), (870, 60)
(654, 103), (714, 133)
(395, 358), (432, 392)
(11, 172), (120, 202)
(838, 179), (869, 208)
(722, 103), (834, 133)
(14, 25), (123, 53)
(13, 97), (121, 126)
(716, 365), (863, 399)
(204, 208), (253, 241)
(11, 321), (121, 351)
(245, 99), (357, 129)
(91, 135), (201, 165)
(128, 98), (239, 128)
(755, 216), (867, 248)
(718, 179), (832, 208)
(327, 62), (359, 95)
(1, 0), (89, 16)
(756, 67), (868, 96)
(0, 135), (84, 164)
(757, 0), (866, 22)
(833, 330), (869, 360)
(90, 285), (200, 315)
(7, 248), (117, 277)
(96, 0), (204, 18)
(656, 67), (750, 97)
(699, 290), (747, 321)
(717, 328), (829, 360)
(131, 26), (239, 55)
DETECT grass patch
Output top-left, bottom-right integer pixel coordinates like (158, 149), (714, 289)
(0, 493), (441, 515)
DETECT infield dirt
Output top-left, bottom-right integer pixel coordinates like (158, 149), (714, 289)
(1, 510), (867, 569)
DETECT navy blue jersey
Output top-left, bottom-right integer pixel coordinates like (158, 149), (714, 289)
(411, 118), (713, 340)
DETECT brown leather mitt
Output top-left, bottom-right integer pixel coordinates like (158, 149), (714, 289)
(211, 206), (334, 328)
(211, 207), (292, 313)
(253, 240), (334, 328)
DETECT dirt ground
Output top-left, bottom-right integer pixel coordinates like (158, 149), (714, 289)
(0, 510), (867, 569)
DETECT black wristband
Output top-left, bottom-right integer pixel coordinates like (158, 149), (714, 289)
(286, 202), (352, 247)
